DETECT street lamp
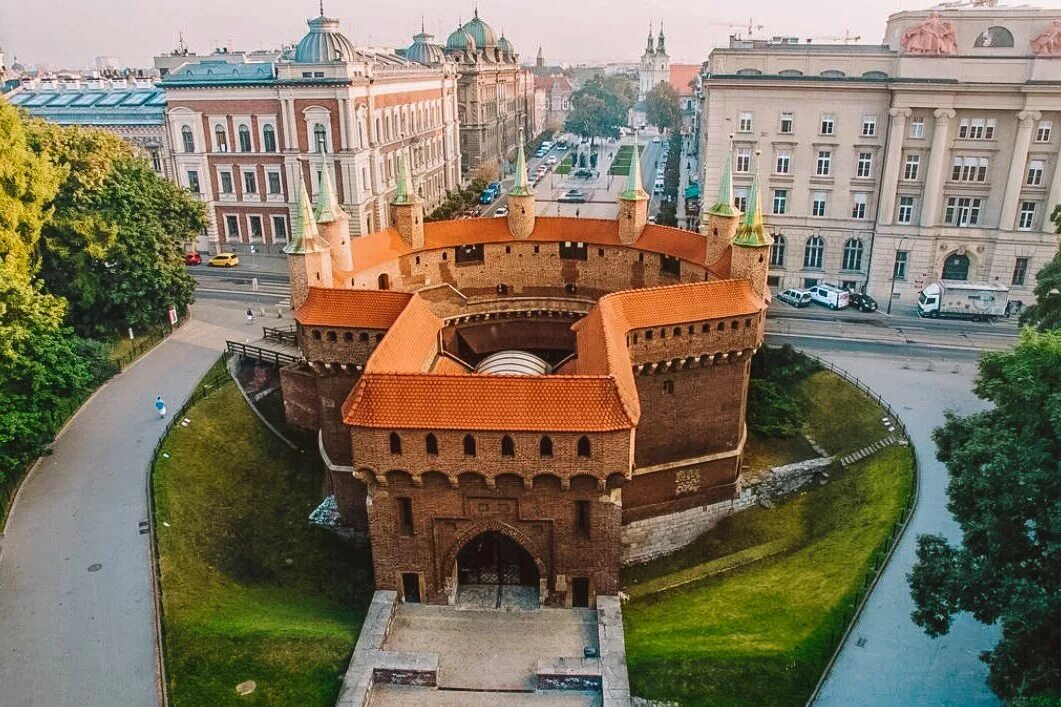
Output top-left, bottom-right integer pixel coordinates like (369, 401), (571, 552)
(886, 236), (909, 315)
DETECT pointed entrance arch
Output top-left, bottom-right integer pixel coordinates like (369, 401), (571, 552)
(442, 521), (547, 608)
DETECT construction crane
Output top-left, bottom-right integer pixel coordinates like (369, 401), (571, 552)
(709, 18), (764, 40)
(804, 30), (863, 44)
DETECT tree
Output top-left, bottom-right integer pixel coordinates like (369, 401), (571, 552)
(1019, 205), (1061, 331)
(0, 101), (59, 275)
(908, 328), (1061, 700)
(644, 82), (682, 134)
(564, 74), (637, 145)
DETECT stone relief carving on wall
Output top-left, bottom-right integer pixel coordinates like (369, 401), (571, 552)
(1031, 19), (1061, 57)
(900, 12), (958, 55)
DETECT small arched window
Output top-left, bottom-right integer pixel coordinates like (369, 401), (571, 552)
(263, 124), (277, 152)
(389, 432), (402, 455)
(463, 435), (476, 457)
(501, 435), (515, 457)
(821, 69), (846, 78)
(326, 331), (337, 342)
(663, 380), (675, 394)
(425, 433), (438, 456)
(842, 238), (864, 271)
(359, 332), (369, 342)
(539, 436), (553, 458)
(181, 125), (195, 152)
(672, 327), (681, 337)
(804, 236), (825, 269)
(577, 436), (591, 459)
(770, 234), (786, 267)
(378, 273), (390, 290)
(975, 26), (1014, 48)
(313, 123), (328, 152)
(238, 124), (252, 152)
(214, 125), (228, 152)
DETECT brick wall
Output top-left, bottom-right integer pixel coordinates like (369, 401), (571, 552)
(621, 455), (740, 522)
(317, 371), (361, 465)
(627, 312), (764, 363)
(280, 364), (319, 430)
(297, 325), (386, 363)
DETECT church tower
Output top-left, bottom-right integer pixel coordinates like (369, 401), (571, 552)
(390, 153), (424, 249)
(507, 134), (536, 239)
(730, 155), (773, 301)
(284, 176), (333, 311)
(315, 158), (353, 272)
(536, 46), (544, 69)
(618, 140), (649, 244)
(702, 139), (741, 268)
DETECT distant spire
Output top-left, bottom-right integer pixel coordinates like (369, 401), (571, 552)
(646, 22), (655, 54)
(474, 6), (479, 18)
(707, 136), (739, 218)
(509, 129), (533, 197)
(391, 152), (418, 205)
(284, 174), (329, 254)
(657, 20), (667, 53)
(421, 16), (426, 33)
(319, 0), (324, 17)
(620, 133), (649, 201)
(732, 150), (772, 247)
(315, 157), (340, 223)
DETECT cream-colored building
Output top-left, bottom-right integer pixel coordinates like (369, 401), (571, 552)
(700, 3), (1061, 308)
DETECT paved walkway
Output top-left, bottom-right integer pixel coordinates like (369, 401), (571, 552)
(807, 347), (1000, 706)
(0, 314), (240, 707)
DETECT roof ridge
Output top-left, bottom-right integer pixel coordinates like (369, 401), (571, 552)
(596, 277), (750, 303)
(359, 371), (618, 381)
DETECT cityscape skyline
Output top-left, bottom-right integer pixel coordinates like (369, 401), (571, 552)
(10, 0), (1059, 70)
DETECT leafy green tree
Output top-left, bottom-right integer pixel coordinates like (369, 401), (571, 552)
(564, 75), (636, 145)
(908, 328), (1061, 700)
(644, 82), (682, 134)
(1019, 206), (1061, 331)
(0, 101), (59, 275)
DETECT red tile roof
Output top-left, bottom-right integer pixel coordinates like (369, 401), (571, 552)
(363, 295), (442, 373)
(343, 373), (633, 432)
(295, 287), (412, 328)
(669, 64), (700, 97)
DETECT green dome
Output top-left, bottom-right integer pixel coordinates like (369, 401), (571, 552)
(462, 12), (498, 48)
(446, 26), (475, 51)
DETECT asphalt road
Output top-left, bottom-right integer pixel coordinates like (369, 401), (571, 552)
(0, 315), (243, 707)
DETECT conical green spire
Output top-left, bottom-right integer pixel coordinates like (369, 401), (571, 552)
(315, 160), (340, 223)
(619, 142), (648, 201)
(707, 146), (739, 218)
(509, 132), (533, 197)
(283, 176), (329, 254)
(732, 155), (773, 248)
(390, 152), (418, 206)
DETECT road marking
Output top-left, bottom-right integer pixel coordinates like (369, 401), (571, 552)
(196, 288), (288, 298)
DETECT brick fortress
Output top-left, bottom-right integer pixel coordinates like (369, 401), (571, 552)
(280, 141), (773, 608)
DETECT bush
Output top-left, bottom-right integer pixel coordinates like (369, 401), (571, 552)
(746, 346), (821, 437)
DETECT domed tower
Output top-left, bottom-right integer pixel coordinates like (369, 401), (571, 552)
(407, 21), (446, 65)
(702, 139), (741, 268)
(730, 158), (773, 301)
(390, 153), (424, 249)
(294, 14), (357, 63)
(445, 23), (476, 60)
(315, 158), (353, 272)
(498, 33), (515, 63)
(284, 176), (333, 311)
(507, 134), (535, 239)
(618, 141), (649, 244)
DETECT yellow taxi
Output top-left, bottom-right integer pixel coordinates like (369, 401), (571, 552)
(208, 252), (240, 268)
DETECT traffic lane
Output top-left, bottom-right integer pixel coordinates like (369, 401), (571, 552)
(769, 300), (1020, 335)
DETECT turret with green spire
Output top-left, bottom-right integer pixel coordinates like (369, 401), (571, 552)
(315, 159), (353, 271)
(507, 132), (536, 238)
(732, 161), (772, 248)
(617, 137), (649, 244)
(284, 176), (329, 255)
(284, 175), (333, 311)
(729, 150), (773, 301)
(390, 152), (424, 248)
(619, 142), (649, 201)
(703, 142), (742, 267)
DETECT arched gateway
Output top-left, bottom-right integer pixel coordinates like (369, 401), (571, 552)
(455, 532), (541, 607)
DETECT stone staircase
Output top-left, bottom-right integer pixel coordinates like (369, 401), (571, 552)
(837, 435), (908, 468)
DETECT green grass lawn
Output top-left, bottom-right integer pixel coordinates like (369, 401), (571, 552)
(801, 370), (892, 456)
(154, 381), (374, 706)
(608, 145), (635, 175)
(555, 155), (573, 175)
(623, 445), (913, 706)
(742, 432), (817, 479)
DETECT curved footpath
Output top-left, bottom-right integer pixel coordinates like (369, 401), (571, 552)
(809, 346), (1001, 706)
(0, 315), (240, 707)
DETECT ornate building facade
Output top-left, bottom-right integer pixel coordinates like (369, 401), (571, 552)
(160, 12), (460, 248)
(638, 23), (670, 101)
(279, 143), (772, 608)
(699, 4), (1061, 307)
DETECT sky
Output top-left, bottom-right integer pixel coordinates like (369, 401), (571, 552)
(4, 0), (1061, 70)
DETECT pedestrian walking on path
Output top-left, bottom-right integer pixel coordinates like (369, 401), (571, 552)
(154, 396), (166, 418)
(246, 308), (255, 324)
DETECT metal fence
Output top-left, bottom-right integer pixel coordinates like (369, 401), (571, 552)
(261, 324), (297, 346)
(225, 340), (300, 366)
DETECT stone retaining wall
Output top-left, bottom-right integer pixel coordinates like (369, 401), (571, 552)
(621, 457), (833, 566)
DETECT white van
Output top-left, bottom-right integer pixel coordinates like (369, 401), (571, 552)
(807, 284), (850, 310)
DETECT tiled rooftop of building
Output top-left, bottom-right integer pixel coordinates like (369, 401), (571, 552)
(605, 279), (763, 330)
(6, 84), (166, 125)
(295, 287), (412, 328)
(363, 295), (443, 374)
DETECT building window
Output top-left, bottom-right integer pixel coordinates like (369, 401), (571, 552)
(214, 125), (228, 152)
(463, 434), (476, 457)
(378, 273), (390, 290)
(738, 112), (753, 132)
(263, 124), (277, 152)
(770, 234), (786, 267)
(861, 115), (877, 137)
(894, 250), (909, 280)
(359, 332), (369, 342)
(1027, 160), (1045, 186)
(811, 192), (827, 217)
(734, 188), (748, 212)
(897, 196), (914, 224)
(238, 124), (252, 152)
(225, 214), (240, 238)
(951, 156), (988, 182)
(942, 253), (970, 280)
(243, 170), (257, 194)
(150, 149), (162, 172)
(910, 118), (925, 139)
(326, 330), (336, 342)
(577, 436), (591, 458)
(575, 500), (591, 538)
(773, 189), (787, 215)
(944, 197), (983, 227)
(398, 497), (414, 536)
(389, 432), (402, 455)
(662, 379), (674, 394)
(804, 235), (824, 269)
(559, 241), (588, 260)
(267, 171), (282, 194)
(903, 154), (920, 181)
(186, 170), (200, 194)
(660, 254), (681, 277)
(272, 216), (287, 241)
(1018, 201), (1036, 231)
(248, 215), (263, 241)
(957, 117), (995, 140)
(820, 113), (835, 135)
(815, 150), (832, 176)
(539, 436), (553, 458)
(856, 152), (873, 178)
(313, 123), (328, 152)
(851, 193), (867, 219)
(779, 112), (793, 133)
(220, 170), (234, 194)
(735, 148), (751, 173)
(775, 150), (791, 175)
(842, 238), (864, 271)
(425, 433), (439, 455)
(1036, 120), (1052, 143)
(501, 435), (515, 457)
(181, 125), (195, 152)
(1012, 257), (1029, 286)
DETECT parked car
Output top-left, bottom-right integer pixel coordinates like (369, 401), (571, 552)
(184, 251), (202, 266)
(559, 189), (587, 203)
(848, 292), (879, 312)
(208, 252), (239, 268)
(808, 284), (850, 310)
(493, 206), (509, 217)
(546, 156), (558, 165)
(556, 140), (568, 149)
(777, 288), (812, 308)
(479, 182), (502, 204)
(652, 136), (661, 143)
